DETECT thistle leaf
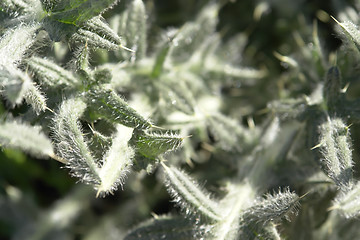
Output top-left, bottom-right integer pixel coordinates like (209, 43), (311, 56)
(0, 66), (31, 107)
(151, 41), (171, 79)
(0, 0), (42, 18)
(70, 16), (123, 50)
(49, 0), (119, 26)
(156, 74), (196, 115)
(130, 129), (184, 159)
(27, 56), (80, 87)
(82, 16), (121, 44)
(207, 112), (257, 152)
(317, 117), (353, 189)
(23, 81), (47, 114)
(333, 181), (360, 218)
(0, 120), (53, 158)
(53, 98), (101, 185)
(170, 3), (218, 63)
(333, 17), (360, 54)
(97, 124), (134, 196)
(85, 87), (152, 129)
(162, 163), (221, 221)
(125, 0), (146, 61)
(243, 188), (300, 224)
(323, 66), (342, 112)
(70, 28), (120, 50)
(0, 23), (40, 65)
(124, 215), (208, 240)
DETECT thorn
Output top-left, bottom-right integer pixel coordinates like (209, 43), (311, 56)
(186, 158), (195, 168)
(151, 125), (166, 130)
(181, 135), (192, 140)
(46, 107), (54, 113)
(151, 212), (160, 219)
(119, 44), (135, 53)
(341, 82), (350, 93)
(96, 189), (101, 198)
(327, 204), (339, 212)
(49, 153), (68, 164)
(299, 190), (311, 199)
(330, 15), (341, 25)
(247, 116), (255, 129)
(273, 51), (298, 67)
(310, 143), (323, 150)
(201, 142), (215, 152)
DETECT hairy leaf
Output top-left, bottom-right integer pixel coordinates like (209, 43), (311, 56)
(317, 117), (353, 189)
(130, 129), (184, 159)
(0, 120), (53, 158)
(27, 56), (80, 87)
(97, 124), (134, 196)
(49, 0), (119, 26)
(162, 163), (221, 221)
(53, 98), (101, 185)
(85, 87), (152, 129)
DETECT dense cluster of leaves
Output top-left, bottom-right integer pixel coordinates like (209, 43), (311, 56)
(2, 0), (360, 239)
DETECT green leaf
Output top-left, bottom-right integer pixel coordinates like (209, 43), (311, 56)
(162, 163), (222, 221)
(333, 181), (360, 218)
(332, 17), (360, 54)
(151, 40), (171, 78)
(125, 0), (147, 61)
(323, 66), (343, 112)
(243, 188), (300, 224)
(0, 66), (32, 107)
(170, 3), (219, 63)
(85, 86), (152, 129)
(156, 74), (196, 115)
(53, 97), (101, 185)
(27, 56), (80, 87)
(0, 120), (53, 158)
(0, 0), (42, 17)
(124, 215), (208, 240)
(70, 16), (124, 51)
(206, 112), (257, 152)
(49, 0), (119, 26)
(317, 117), (353, 189)
(97, 124), (134, 196)
(23, 81), (47, 114)
(0, 23), (40, 65)
(130, 129), (184, 159)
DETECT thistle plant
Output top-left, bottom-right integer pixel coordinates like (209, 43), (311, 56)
(2, 0), (360, 239)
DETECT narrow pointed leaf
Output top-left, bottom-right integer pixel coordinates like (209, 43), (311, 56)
(0, 120), (53, 158)
(243, 188), (300, 224)
(162, 163), (221, 221)
(124, 215), (208, 240)
(333, 18), (360, 53)
(0, 66), (32, 107)
(207, 112), (257, 152)
(333, 181), (360, 218)
(125, 0), (146, 60)
(49, 0), (119, 26)
(156, 75), (196, 115)
(24, 81), (47, 114)
(97, 124), (134, 196)
(0, 23), (40, 65)
(27, 56), (80, 87)
(151, 41), (171, 78)
(130, 129), (184, 159)
(53, 98), (100, 185)
(85, 87), (152, 129)
(317, 117), (353, 189)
